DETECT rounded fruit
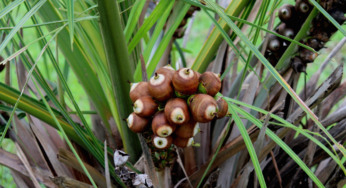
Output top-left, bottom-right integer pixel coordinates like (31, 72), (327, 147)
(152, 111), (176, 137)
(173, 137), (194, 148)
(198, 71), (221, 96)
(278, 4), (295, 23)
(126, 112), (150, 133)
(174, 119), (200, 138)
(172, 68), (199, 95)
(295, 0), (311, 15)
(291, 57), (306, 73)
(266, 52), (279, 67)
(156, 65), (176, 81)
(215, 96), (228, 119)
(152, 134), (173, 150)
(311, 28), (330, 42)
(129, 82), (151, 103)
(327, 8), (346, 32)
(277, 23), (296, 39)
(188, 94), (218, 123)
(164, 98), (190, 125)
(267, 34), (281, 52)
(149, 73), (174, 102)
(133, 96), (158, 118)
(300, 48), (318, 63)
(306, 38), (323, 51)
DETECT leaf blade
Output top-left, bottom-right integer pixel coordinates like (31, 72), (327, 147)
(0, 0), (24, 20)
(66, 0), (74, 50)
(204, 0), (346, 160)
(0, 0), (46, 55)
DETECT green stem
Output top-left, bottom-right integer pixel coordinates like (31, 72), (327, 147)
(98, 0), (141, 163)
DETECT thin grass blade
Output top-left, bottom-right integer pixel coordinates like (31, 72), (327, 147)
(124, 0), (146, 43)
(0, 0), (46, 55)
(66, 0), (74, 50)
(0, 0), (24, 20)
(127, 0), (172, 54)
(224, 97), (345, 173)
(204, 0), (346, 158)
(227, 105), (266, 188)
(228, 103), (325, 187)
(133, 0), (175, 81)
(146, 2), (191, 78)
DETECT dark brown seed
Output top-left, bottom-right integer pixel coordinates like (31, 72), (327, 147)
(291, 57), (306, 73)
(277, 23), (296, 39)
(267, 34), (281, 52)
(306, 38), (323, 51)
(300, 48), (318, 63)
(278, 4), (295, 23)
(311, 27), (330, 42)
(328, 8), (346, 25)
(295, 0), (311, 14)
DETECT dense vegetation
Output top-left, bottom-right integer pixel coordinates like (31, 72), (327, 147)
(1, 0), (346, 187)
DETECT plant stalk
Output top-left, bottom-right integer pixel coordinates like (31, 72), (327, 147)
(97, 0), (141, 163)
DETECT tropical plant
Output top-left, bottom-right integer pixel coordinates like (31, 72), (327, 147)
(0, 0), (346, 187)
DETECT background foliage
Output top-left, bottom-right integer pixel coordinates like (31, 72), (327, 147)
(1, 0), (346, 187)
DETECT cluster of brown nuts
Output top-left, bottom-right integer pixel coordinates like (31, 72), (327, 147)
(126, 65), (228, 150)
(266, 0), (313, 67)
(266, 0), (346, 72)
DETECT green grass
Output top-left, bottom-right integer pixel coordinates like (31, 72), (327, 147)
(0, 4), (91, 183)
